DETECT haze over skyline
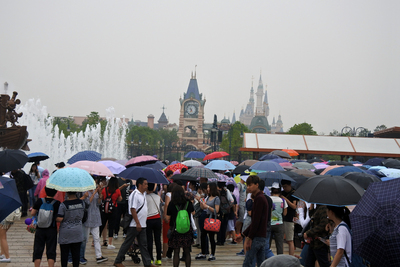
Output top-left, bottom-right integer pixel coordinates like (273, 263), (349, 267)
(1, 1), (399, 135)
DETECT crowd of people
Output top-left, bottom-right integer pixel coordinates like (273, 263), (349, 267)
(0, 161), (357, 267)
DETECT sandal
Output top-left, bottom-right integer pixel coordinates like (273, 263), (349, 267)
(103, 240), (108, 247)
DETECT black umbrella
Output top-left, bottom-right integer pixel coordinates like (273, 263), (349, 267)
(382, 159), (400, 169)
(0, 149), (29, 173)
(27, 152), (49, 163)
(327, 161), (353, 166)
(350, 178), (400, 266)
(271, 150), (291, 159)
(181, 167), (218, 179)
(342, 172), (381, 190)
(363, 157), (385, 166)
(258, 171), (296, 187)
(281, 171), (309, 187)
(293, 175), (364, 206)
(232, 165), (251, 175)
(170, 173), (198, 182)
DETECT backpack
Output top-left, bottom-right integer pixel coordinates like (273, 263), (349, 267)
(338, 223), (371, 267)
(175, 202), (190, 234)
(219, 190), (232, 215)
(101, 188), (114, 214)
(37, 198), (56, 228)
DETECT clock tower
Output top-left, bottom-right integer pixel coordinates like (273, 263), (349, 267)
(178, 71), (206, 150)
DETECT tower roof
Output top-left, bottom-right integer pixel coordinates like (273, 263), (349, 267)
(158, 112), (168, 123)
(184, 77), (201, 101)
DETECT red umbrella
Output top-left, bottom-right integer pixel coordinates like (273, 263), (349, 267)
(125, 155), (158, 168)
(203, 151), (229, 161)
(165, 163), (188, 173)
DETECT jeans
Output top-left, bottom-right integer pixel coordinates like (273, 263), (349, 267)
(114, 227), (152, 266)
(264, 230), (274, 259)
(146, 218), (162, 261)
(243, 237), (266, 267)
(199, 211), (209, 254)
(300, 243), (309, 266)
(305, 245), (330, 267)
(29, 185), (37, 208)
(270, 224), (284, 255)
(217, 213), (229, 244)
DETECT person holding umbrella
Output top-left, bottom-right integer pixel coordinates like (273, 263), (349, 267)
(28, 163), (41, 211)
(326, 206), (352, 267)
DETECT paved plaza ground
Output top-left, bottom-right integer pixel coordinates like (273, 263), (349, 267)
(3, 214), (301, 266)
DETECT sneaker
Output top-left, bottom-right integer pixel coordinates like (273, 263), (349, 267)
(230, 241), (237, 244)
(107, 244), (116, 249)
(113, 234), (118, 239)
(80, 259), (87, 265)
(195, 254), (206, 260)
(68, 259), (73, 264)
(0, 258), (11, 263)
(96, 256), (108, 263)
(155, 260), (162, 265)
(0, 255), (4, 259)
(236, 251), (245, 256)
(29, 207), (33, 211)
(208, 254), (216, 261)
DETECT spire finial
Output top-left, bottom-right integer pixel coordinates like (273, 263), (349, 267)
(251, 76), (254, 87)
(194, 65), (197, 79)
(161, 105), (167, 113)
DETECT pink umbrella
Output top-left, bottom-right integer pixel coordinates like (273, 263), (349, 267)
(125, 155), (158, 168)
(313, 163), (329, 169)
(279, 162), (293, 167)
(69, 160), (114, 177)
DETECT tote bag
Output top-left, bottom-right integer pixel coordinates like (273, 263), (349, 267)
(204, 209), (221, 232)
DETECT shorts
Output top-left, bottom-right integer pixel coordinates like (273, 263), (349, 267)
(238, 205), (245, 223)
(283, 221), (294, 241)
(227, 220), (235, 232)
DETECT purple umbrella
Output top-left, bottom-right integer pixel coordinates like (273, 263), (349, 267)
(98, 160), (126, 174)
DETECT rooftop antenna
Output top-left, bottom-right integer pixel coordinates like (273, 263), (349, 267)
(4, 82), (8, 94)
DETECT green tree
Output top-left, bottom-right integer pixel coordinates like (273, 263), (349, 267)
(81, 112), (107, 134)
(287, 123), (317, 135)
(53, 116), (80, 137)
(220, 121), (251, 161)
(357, 128), (370, 137)
(329, 129), (340, 136)
(374, 125), (387, 132)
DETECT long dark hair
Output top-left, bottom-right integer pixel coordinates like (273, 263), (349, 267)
(327, 206), (351, 228)
(208, 183), (219, 197)
(107, 177), (119, 194)
(30, 164), (39, 176)
(171, 186), (187, 206)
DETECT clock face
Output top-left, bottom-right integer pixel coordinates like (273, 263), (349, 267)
(186, 104), (197, 115)
(184, 101), (199, 118)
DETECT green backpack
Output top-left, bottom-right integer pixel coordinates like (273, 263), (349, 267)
(175, 202), (190, 234)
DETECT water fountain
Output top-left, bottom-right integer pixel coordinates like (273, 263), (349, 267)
(17, 98), (128, 172)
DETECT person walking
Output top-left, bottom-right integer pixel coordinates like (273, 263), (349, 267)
(28, 164), (41, 211)
(167, 185), (195, 267)
(196, 183), (220, 261)
(280, 179), (298, 256)
(100, 177), (122, 250)
(237, 175), (269, 267)
(269, 182), (287, 255)
(113, 178), (156, 267)
(114, 177), (131, 239)
(146, 183), (162, 265)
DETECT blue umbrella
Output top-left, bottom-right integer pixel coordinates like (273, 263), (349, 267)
(259, 154), (280, 160)
(119, 166), (170, 184)
(258, 171), (297, 187)
(145, 161), (167, 170)
(205, 160), (236, 170)
(363, 157), (385, 166)
(0, 176), (22, 222)
(184, 151), (206, 159)
(67, 150), (102, 164)
(46, 167), (96, 192)
(27, 152), (49, 163)
(325, 166), (366, 176)
(270, 158), (289, 163)
(250, 161), (284, 172)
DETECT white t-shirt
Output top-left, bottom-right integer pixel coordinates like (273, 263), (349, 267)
(270, 196), (288, 225)
(330, 223), (352, 267)
(129, 189), (148, 227)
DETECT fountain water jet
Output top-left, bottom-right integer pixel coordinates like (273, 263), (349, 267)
(17, 98), (127, 172)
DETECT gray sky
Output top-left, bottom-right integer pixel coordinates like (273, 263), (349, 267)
(1, 1), (399, 135)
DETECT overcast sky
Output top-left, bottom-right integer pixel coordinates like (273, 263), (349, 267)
(1, 1), (399, 135)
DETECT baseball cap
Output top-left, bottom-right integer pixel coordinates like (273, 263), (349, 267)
(271, 182), (280, 189)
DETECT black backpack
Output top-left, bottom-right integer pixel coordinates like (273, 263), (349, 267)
(219, 190), (232, 215)
(101, 188), (115, 214)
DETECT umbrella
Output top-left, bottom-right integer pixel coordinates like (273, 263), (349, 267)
(115, 159), (128, 166)
(182, 160), (203, 168)
(291, 169), (315, 178)
(170, 173), (198, 182)
(67, 150), (101, 164)
(350, 178), (400, 266)
(46, 167), (96, 192)
(270, 158), (289, 164)
(184, 151), (206, 159)
(324, 166), (366, 176)
(342, 172), (381, 190)
(205, 160), (236, 170)
(165, 163), (188, 173)
(230, 160), (239, 166)
(320, 165), (344, 175)
(182, 167), (219, 179)
(0, 149), (29, 173)
(379, 168), (400, 178)
(0, 176), (22, 222)
(327, 161), (353, 166)
(98, 160), (126, 174)
(145, 161), (167, 170)
(363, 157), (385, 166)
(226, 177), (237, 188)
(233, 165), (251, 175)
(99, 157), (117, 161)
(215, 173), (229, 182)
(307, 158), (325, 163)
(119, 166), (170, 184)
(282, 149), (299, 156)
(258, 171), (297, 187)
(271, 150), (291, 159)
(281, 171), (309, 187)
(313, 163), (329, 169)
(250, 161), (284, 172)
(293, 175), (364, 206)
(290, 159), (306, 163)
(203, 151), (229, 161)
(170, 160), (180, 165)
(27, 152), (49, 163)
(69, 160), (114, 177)
(293, 162), (315, 170)
(259, 154), (280, 160)
(382, 159), (400, 169)
(279, 162), (293, 168)
(125, 155), (158, 168)
(239, 159), (259, 166)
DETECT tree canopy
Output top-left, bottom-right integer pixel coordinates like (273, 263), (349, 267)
(220, 121), (251, 161)
(286, 123), (317, 135)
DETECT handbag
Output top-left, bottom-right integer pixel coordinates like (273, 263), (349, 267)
(204, 208), (221, 232)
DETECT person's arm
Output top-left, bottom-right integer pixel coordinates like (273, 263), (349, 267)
(164, 194), (171, 222)
(330, 248), (345, 267)
(283, 207), (287, 216)
(281, 195), (297, 209)
(116, 189), (122, 202)
(131, 207), (141, 231)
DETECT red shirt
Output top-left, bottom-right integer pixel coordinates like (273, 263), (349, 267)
(102, 188), (121, 207)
